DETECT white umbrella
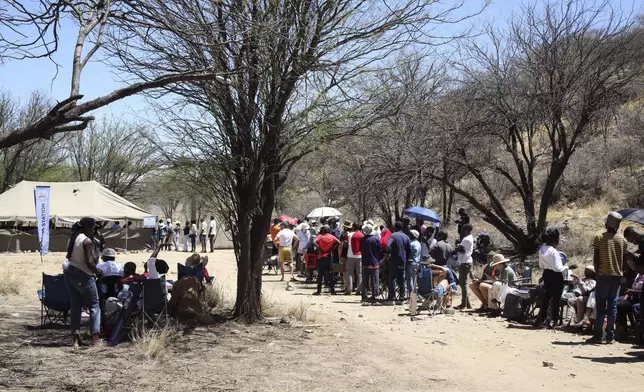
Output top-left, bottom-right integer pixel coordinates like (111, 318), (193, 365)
(307, 207), (342, 219)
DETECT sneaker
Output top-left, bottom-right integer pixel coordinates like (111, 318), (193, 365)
(585, 336), (603, 345)
(91, 334), (102, 347)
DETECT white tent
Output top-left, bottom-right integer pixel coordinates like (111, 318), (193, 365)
(0, 180), (152, 222)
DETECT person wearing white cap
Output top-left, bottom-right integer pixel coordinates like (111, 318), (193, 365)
(561, 265), (596, 326)
(97, 248), (124, 277)
(589, 211), (627, 343)
(296, 222), (311, 275)
(406, 230), (422, 297)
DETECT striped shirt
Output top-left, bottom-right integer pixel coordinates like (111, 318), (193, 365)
(592, 232), (626, 277)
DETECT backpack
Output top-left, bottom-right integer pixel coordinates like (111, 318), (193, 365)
(307, 235), (319, 255)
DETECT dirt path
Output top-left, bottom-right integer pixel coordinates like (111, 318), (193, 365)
(1, 250), (642, 391)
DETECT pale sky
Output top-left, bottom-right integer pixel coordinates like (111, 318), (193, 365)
(0, 0), (638, 122)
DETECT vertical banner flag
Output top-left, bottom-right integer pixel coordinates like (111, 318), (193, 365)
(34, 186), (51, 255)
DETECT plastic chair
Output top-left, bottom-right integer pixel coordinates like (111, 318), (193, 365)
(39, 273), (71, 325)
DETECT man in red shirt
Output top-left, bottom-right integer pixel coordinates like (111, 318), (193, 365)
(314, 225), (340, 295)
(344, 223), (364, 295)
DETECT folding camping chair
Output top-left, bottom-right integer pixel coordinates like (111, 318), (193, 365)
(140, 277), (169, 332)
(413, 266), (449, 316)
(38, 273), (71, 325)
(177, 263), (205, 282)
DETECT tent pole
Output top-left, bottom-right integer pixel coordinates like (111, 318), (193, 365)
(125, 217), (128, 252)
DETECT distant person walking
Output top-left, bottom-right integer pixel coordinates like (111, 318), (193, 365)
(183, 221), (190, 252)
(589, 212), (627, 344)
(173, 222), (181, 251)
(200, 218), (207, 253)
(189, 220), (198, 253)
(208, 216), (217, 253)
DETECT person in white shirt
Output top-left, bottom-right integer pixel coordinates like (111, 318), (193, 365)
(296, 222), (311, 275)
(208, 216), (217, 253)
(200, 219), (208, 253)
(535, 227), (568, 329)
(97, 248), (124, 277)
(455, 223), (474, 309)
(274, 222), (299, 282)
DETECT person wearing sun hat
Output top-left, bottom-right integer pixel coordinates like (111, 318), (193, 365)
(562, 265), (596, 326)
(483, 253), (517, 313)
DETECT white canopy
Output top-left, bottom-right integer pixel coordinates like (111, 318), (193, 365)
(307, 207), (342, 219)
(0, 180), (152, 222)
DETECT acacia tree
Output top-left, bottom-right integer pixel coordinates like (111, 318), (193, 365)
(105, 0), (483, 320)
(0, 91), (68, 192)
(422, 0), (644, 253)
(65, 118), (157, 197)
(0, 0), (230, 148)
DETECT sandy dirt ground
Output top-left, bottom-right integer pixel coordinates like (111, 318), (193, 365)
(0, 250), (642, 392)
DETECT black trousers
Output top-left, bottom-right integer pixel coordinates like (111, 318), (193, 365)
(616, 296), (636, 327)
(190, 235), (196, 252)
(536, 269), (565, 326)
(316, 255), (335, 293)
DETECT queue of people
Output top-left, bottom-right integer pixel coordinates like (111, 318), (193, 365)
(268, 209), (644, 345)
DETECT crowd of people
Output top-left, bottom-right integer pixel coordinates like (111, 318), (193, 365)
(54, 208), (643, 347)
(149, 216), (218, 253)
(61, 217), (214, 347)
(268, 209), (644, 345)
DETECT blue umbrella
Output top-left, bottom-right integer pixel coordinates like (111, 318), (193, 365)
(404, 206), (441, 223)
(617, 209), (644, 226)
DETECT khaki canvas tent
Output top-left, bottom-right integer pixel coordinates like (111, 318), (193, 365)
(0, 180), (151, 222)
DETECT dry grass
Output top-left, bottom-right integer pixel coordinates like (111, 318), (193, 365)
(204, 282), (228, 309)
(0, 271), (21, 295)
(133, 326), (177, 359)
(262, 295), (312, 322)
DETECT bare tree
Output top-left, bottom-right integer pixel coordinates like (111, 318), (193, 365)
(112, 0), (484, 320)
(65, 118), (157, 197)
(0, 0), (230, 148)
(0, 91), (68, 192)
(425, 0), (644, 252)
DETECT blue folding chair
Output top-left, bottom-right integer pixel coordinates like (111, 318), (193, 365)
(38, 273), (71, 325)
(177, 263), (205, 281)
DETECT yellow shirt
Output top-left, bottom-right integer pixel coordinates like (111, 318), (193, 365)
(592, 232), (626, 277)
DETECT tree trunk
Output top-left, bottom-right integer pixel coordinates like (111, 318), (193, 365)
(447, 188), (454, 223)
(233, 226), (263, 322)
(442, 181), (448, 224)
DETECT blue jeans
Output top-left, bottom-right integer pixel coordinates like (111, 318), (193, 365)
(65, 266), (101, 335)
(594, 275), (621, 340)
(387, 260), (406, 300)
(406, 262), (418, 296)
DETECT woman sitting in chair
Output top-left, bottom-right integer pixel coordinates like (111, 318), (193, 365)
(479, 254), (517, 314)
(426, 263), (455, 308)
